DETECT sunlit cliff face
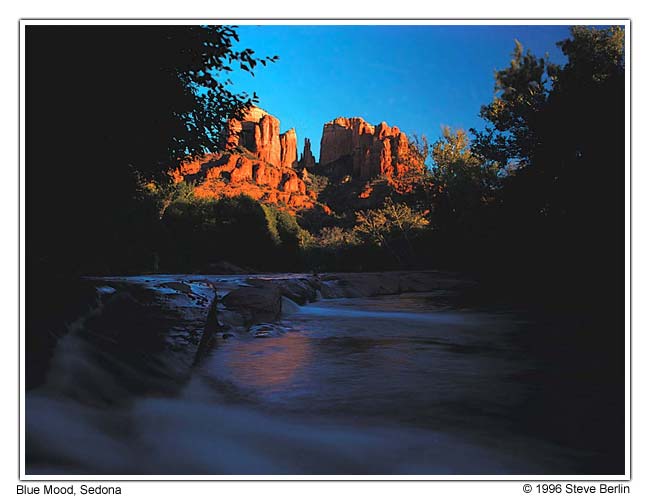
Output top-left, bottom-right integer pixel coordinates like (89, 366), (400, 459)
(319, 117), (413, 181)
(173, 151), (316, 212)
(171, 107), (425, 213)
(170, 107), (318, 212)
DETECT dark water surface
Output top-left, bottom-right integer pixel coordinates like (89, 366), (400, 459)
(26, 282), (622, 475)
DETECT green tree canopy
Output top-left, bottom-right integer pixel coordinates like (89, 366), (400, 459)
(471, 39), (553, 168)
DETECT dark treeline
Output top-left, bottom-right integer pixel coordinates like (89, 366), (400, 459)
(428, 27), (625, 313)
(27, 26), (624, 292)
(26, 25), (624, 379)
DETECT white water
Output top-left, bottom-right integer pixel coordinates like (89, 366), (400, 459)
(29, 378), (564, 475)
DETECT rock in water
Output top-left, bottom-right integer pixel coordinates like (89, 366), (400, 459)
(222, 284), (282, 325)
(248, 322), (285, 338)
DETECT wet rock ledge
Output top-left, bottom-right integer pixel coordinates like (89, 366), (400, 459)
(220, 271), (473, 327)
(28, 271), (475, 389)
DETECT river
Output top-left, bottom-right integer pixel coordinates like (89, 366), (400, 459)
(25, 274), (621, 475)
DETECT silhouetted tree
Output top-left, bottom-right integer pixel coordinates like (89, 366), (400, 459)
(27, 25), (276, 275)
(471, 39), (554, 168)
(469, 26), (625, 311)
(26, 26), (276, 387)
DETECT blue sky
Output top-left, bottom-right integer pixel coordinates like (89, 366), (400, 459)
(226, 25), (572, 161)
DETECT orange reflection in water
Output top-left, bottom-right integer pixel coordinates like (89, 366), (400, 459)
(223, 334), (312, 391)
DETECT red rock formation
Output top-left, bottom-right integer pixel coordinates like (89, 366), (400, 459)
(227, 107), (291, 168)
(358, 183), (373, 199)
(281, 172), (306, 194)
(174, 150), (316, 212)
(279, 128), (298, 169)
(173, 109), (421, 215)
(171, 106), (322, 212)
(258, 114), (282, 166)
(299, 138), (316, 170)
(318, 116), (415, 181)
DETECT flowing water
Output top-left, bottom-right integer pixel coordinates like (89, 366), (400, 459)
(25, 279), (613, 475)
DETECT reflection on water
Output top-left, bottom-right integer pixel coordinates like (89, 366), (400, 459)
(221, 335), (313, 390)
(203, 294), (528, 433)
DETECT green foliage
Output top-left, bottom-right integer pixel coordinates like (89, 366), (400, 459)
(471, 40), (553, 167)
(555, 26), (624, 87)
(302, 226), (369, 272)
(409, 134), (429, 166)
(471, 26), (624, 173)
(159, 195), (307, 272)
(139, 179), (197, 218)
(305, 173), (330, 196)
(354, 198), (428, 265)
(316, 226), (360, 249)
(428, 127), (500, 223)
(262, 204), (312, 268)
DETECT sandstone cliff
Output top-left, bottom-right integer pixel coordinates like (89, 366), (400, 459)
(173, 107), (317, 211)
(318, 117), (414, 181)
(227, 107), (283, 166)
(172, 151), (315, 211)
(172, 108), (419, 215)
(279, 128), (298, 169)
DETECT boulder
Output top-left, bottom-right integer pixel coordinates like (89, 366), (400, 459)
(319, 273), (399, 298)
(247, 277), (320, 305)
(222, 284), (282, 324)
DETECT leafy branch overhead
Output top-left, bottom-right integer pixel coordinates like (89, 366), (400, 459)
(169, 26), (279, 166)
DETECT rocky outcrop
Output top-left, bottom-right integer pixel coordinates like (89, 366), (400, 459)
(318, 117), (415, 181)
(173, 108), (421, 214)
(222, 282), (283, 325)
(227, 107), (291, 167)
(174, 107), (319, 212)
(174, 151), (315, 211)
(82, 271), (475, 347)
(279, 129), (298, 169)
(299, 138), (316, 170)
(220, 271), (475, 327)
